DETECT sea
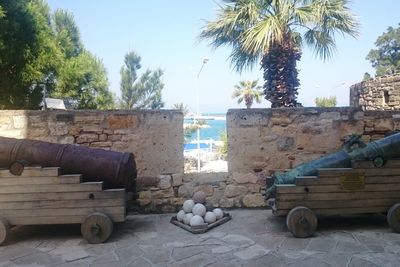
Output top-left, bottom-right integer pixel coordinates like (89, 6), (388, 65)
(184, 113), (226, 142)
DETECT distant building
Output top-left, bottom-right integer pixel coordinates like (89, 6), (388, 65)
(40, 98), (77, 110)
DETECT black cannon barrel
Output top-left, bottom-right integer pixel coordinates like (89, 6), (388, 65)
(266, 132), (400, 198)
(0, 136), (137, 192)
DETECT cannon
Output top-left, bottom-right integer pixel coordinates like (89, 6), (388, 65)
(266, 132), (400, 198)
(268, 132), (400, 238)
(0, 136), (137, 192)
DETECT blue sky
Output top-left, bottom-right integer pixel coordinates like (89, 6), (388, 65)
(46, 0), (400, 113)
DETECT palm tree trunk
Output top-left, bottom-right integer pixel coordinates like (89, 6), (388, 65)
(261, 41), (302, 108)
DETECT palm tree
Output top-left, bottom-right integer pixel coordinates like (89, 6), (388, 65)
(232, 80), (263, 108)
(200, 0), (359, 108)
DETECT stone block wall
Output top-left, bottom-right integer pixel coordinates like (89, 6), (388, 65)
(0, 110), (184, 177)
(350, 74), (400, 110)
(2, 108), (400, 212)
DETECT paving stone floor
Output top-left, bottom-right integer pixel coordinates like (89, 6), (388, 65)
(0, 209), (399, 266)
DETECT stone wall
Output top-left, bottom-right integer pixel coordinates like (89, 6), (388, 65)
(2, 108), (400, 212)
(0, 110), (184, 177)
(350, 74), (400, 110)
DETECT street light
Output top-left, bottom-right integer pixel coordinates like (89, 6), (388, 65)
(195, 57), (209, 172)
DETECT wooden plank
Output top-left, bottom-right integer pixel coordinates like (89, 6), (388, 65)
(295, 176), (400, 186)
(0, 182), (103, 194)
(318, 168), (400, 177)
(275, 198), (400, 210)
(0, 175), (82, 186)
(276, 183), (400, 194)
(0, 198), (125, 210)
(7, 213), (125, 225)
(277, 191), (400, 202)
(0, 189), (125, 202)
(0, 167), (60, 178)
(0, 206), (125, 218)
(352, 159), (400, 169)
(274, 206), (389, 217)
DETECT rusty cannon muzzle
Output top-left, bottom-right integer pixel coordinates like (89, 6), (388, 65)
(0, 136), (137, 192)
(266, 132), (400, 198)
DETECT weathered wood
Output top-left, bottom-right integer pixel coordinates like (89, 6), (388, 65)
(352, 159), (400, 169)
(0, 189), (125, 203)
(6, 214), (125, 225)
(0, 182), (103, 194)
(387, 203), (400, 233)
(0, 167), (60, 178)
(275, 206), (389, 217)
(286, 207), (317, 238)
(81, 212), (114, 244)
(0, 175), (82, 186)
(276, 183), (400, 194)
(0, 206), (125, 218)
(276, 198), (400, 210)
(0, 217), (10, 246)
(318, 168), (400, 177)
(0, 198), (125, 210)
(295, 176), (400, 186)
(277, 191), (400, 202)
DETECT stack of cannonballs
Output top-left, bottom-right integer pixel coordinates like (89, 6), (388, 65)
(176, 191), (224, 227)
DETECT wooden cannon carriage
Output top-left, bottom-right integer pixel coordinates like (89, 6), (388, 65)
(0, 166), (126, 245)
(268, 159), (400, 238)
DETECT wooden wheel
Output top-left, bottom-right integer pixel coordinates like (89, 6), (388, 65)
(0, 217), (11, 246)
(81, 212), (113, 244)
(286, 206), (318, 238)
(387, 203), (400, 233)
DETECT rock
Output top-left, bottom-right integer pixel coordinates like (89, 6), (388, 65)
(224, 185), (248, 198)
(194, 185), (214, 196)
(213, 208), (224, 220)
(183, 200), (195, 213)
(219, 198), (234, 208)
(242, 194), (265, 207)
(158, 175), (172, 189)
(172, 173), (183, 186)
(204, 212), (217, 224)
(190, 215), (204, 226)
(177, 210), (185, 222)
(192, 203), (206, 216)
(232, 173), (258, 184)
(193, 191), (206, 204)
(183, 213), (193, 225)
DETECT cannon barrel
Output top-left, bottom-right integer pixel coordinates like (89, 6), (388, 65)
(267, 132), (400, 198)
(0, 136), (137, 192)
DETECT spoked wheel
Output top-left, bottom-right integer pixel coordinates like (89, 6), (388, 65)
(81, 212), (113, 244)
(286, 206), (318, 238)
(0, 217), (11, 246)
(387, 203), (400, 233)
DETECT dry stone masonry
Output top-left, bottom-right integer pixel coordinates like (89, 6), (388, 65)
(350, 74), (400, 110)
(2, 107), (400, 212)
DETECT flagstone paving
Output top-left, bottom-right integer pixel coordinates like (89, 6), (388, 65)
(0, 209), (399, 266)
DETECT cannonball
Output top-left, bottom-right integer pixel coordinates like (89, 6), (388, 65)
(192, 203), (206, 217)
(204, 211), (217, 224)
(183, 199), (195, 213)
(177, 210), (185, 222)
(190, 215), (204, 227)
(193, 191), (207, 204)
(183, 213), (194, 225)
(213, 208), (224, 220)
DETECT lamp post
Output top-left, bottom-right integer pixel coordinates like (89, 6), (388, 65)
(195, 57), (209, 172)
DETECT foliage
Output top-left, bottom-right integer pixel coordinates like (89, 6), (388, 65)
(363, 72), (372, 81)
(315, 96), (337, 107)
(218, 130), (228, 160)
(120, 51), (165, 109)
(184, 119), (207, 143)
(367, 23), (400, 76)
(232, 80), (262, 109)
(172, 102), (189, 116)
(200, 0), (359, 108)
(0, 0), (61, 109)
(0, 1), (114, 109)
